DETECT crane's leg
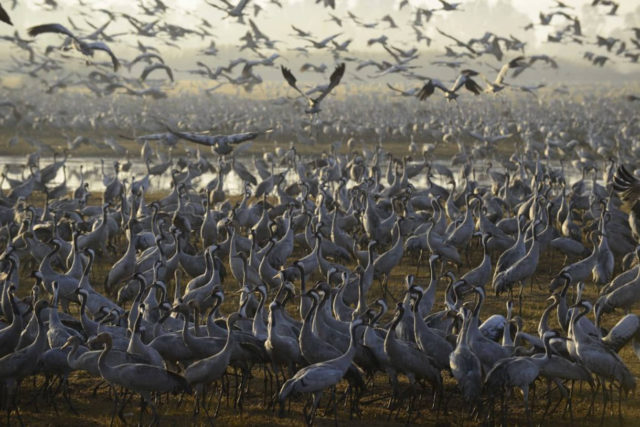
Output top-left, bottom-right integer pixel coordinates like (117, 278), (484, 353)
(381, 274), (398, 303)
(232, 367), (240, 409)
(552, 378), (569, 417)
(237, 368), (249, 412)
(92, 380), (104, 397)
(62, 377), (77, 415)
(600, 379), (608, 425)
(215, 381), (225, 418)
(198, 386), (216, 427)
(387, 374), (398, 414)
(618, 384), (624, 421)
(109, 388), (123, 427)
(588, 378), (598, 416)
(530, 274), (535, 294)
(193, 388), (201, 417)
(530, 382), (537, 417)
(6, 381), (20, 427)
(304, 391), (323, 426)
(500, 392), (507, 427)
(262, 365), (270, 408)
(223, 372), (231, 408)
(302, 395), (310, 423)
(148, 396), (160, 426)
(567, 380), (575, 424)
(332, 385), (338, 426)
(609, 383), (615, 417)
(542, 379), (553, 419)
(406, 382), (418, 424)
(487, 396), (495, 425)
(139, 393), (147, 426)
(118, 389), (133, 424)
(518, 281), (524, 316)
(416, 249), (423, 277)
(273, 363), (281, 397)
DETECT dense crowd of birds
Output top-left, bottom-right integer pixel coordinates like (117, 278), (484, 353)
(0, 91), (639, 425)
(0, 0), (640, 426)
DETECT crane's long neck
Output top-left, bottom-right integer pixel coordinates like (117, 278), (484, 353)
(356, 274), (366, 313)
(66, 341), (81, 368)
(181, 310), (195, 345)
(128, 307), (144, 351)
(97, 338), (116, 379)
(384, 309), (403, 355)
(456, 312), (470, 348)
(425, 258), (438, 302)
(39, 243), (59, 279)
(334, 321), (360, 371)
(28, 308), (47, 353)
(50, 286), (62, 327)
(311, 294), (324, 335)
(7, 293), (22, 331)
(301, 295), (317, 338)
(568, 304), (589, 341)
(253, 291), (267, 338)
(220, 317), (235, 360)
(538, 301), (556, 337)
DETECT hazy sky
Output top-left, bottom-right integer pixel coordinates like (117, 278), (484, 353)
(2, 0), (640, 77)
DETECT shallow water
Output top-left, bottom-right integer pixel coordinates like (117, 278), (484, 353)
(0, 155), (588, 197)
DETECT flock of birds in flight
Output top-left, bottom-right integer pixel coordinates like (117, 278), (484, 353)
(0, 0), (638, 105)
(0, 0), (640, 427)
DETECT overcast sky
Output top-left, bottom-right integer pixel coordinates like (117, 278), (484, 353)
(2, 0), (640, 78)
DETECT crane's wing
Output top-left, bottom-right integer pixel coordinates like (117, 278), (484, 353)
(386, 83), (403, 93)
(417, 80), (435, 100)
(382, 44), (400, 63)
(0, 3), (12, 26)
(314, 62), (345, 103)
(141, 63), (173, 82)
(28, 23), (78, 41)
(437, 27), (461, 44)
(232, 0), (251, 14)
(431, 79), (450, 92)
(104, 82), (131, 95)
(291, 25), (307, 36)
(417, 79), (450, 100)
(130, 53), (164, 68)
(613, 165), (640, 203)
(168, 125), (270, 147)
(249, 19), (266, 38)
(531, 55), (558, 68)
(553, 10), (573, 20)
(450, 74), (466, 92)
(85, 41), (120, 71)
(319, 32), (342, 45)
(466, 77), (483, 94)
(467, 131), (485, 141)
(281, 65), (307, 98)
(206, 1), (229, 12)
(496, 56), (525, 84)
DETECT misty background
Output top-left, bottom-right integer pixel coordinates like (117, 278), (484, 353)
(1, 0), (639, 90)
